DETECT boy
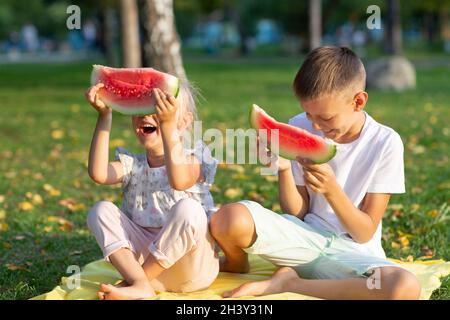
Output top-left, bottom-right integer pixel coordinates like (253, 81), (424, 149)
(210, 46), (421, 300)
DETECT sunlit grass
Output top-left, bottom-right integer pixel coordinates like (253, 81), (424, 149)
(0, 58), (448, 299)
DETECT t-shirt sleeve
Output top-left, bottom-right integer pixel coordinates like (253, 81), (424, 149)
(291, 159), (305, 186)
(288, 116), (306, 186)
(367, 133), (405, 194)
(189, 140), (218, 186)
(114, 147), (134, 187)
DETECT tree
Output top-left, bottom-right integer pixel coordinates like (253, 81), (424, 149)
(309, 0), (322, 50)
(120, 0), (141, 67)
(385, 0), (402, 54)
(141, 0), (187, 80)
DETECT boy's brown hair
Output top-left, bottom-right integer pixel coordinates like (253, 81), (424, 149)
(293, 46), (366, 100)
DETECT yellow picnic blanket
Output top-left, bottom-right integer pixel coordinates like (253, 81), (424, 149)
(31, 255), (449, 300)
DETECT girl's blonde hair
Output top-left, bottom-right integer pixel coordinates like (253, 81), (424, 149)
(176, 80), (200, 134)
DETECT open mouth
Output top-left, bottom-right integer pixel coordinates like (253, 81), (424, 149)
(141, 124), (157, 135)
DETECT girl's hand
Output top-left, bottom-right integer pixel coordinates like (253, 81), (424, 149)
(153, 88), (178, 125)
(85, 83), (111, 116)
(298, 157), (338, 195)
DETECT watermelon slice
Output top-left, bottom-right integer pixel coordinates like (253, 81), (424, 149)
(250, 104), (336, 163)
(90, 65), (180, 115)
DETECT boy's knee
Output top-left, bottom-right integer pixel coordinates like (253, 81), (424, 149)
(385, 268), (421, 300)
(210, 203), (255, 244)
(87, 201), (117, 229)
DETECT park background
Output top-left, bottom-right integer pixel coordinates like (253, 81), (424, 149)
(0, 0), (449, 300)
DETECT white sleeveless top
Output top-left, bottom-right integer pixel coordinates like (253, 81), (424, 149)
(115, 140), (218, 228)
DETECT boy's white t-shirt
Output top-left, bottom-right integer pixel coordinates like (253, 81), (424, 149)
(289, 111), (405, 258)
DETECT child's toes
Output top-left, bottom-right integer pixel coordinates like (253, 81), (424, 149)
(222, 290), (233, 298)
(97, 291), (106, 300)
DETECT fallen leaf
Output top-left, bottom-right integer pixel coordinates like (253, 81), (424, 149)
(33, 173), (44, 180)
(411, 187), (423, 194)
(426, 209), (439, 218)
(0, 195), (4, 203)
(4, 171), (17, 179)
(47, 216), (74, 232)
(424, 102), (433, 112)
(59, 221), (73, 232)
(48, 189), (61, 197)
(247, 191), (265, 203)
(5, 263), (26, 271)
(408, 144), (425, 155)
(51, 129), (65, 140)
(32, 194), (43, 205)
(18, 201), (34, 211)
(264, 175), (278, 182)
(73, 180), (82, 188)
(224, 164), (245, 173)
(224, 188), (243, 199)
(43, 184), (61, 197)
(209, 185), (220, 193)
(421, 246), (434, 258)
(391, 241), (401, 249)
(0, 222), (8, 232)
(0, 209), (6, 220)
(388, 204), (404, 211)
(1, 150), (13, 159)
(398, 236), (410, 248)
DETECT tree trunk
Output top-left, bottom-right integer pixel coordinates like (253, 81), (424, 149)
(309, 0), (322, 51)
(227, 6), (248, 55)
(102, 7), (120, 66)
(385, 0), (402, 55)
(142, 0), (187, 80)
(441, 8), (450, 52)
(120, 0), (142, 67)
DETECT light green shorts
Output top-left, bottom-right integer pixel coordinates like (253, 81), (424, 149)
(239, 200), (404, 279)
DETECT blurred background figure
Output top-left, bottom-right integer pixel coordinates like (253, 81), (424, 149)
(0, 0), (447, 72)
(83, 19), (99, 52)
(21, 22), (39, 53)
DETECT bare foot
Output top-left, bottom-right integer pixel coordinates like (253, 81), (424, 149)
(113, 279), (129, 288)
(97, 280), (156, 300)
(96, 279), (129, 300)
(222, 267), (300, 298)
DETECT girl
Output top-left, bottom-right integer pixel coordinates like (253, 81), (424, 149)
(85, 80), (219, 300)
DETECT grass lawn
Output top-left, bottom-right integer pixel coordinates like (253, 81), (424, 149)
(0, 57), (448, 300)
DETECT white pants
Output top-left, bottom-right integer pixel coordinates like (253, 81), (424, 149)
(87, 198), (219, 293)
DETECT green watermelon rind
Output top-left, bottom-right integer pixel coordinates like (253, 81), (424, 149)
(249, 104), (337, 164)
(90, 65), (180, 116)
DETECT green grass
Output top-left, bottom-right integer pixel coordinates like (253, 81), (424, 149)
(0, 58), (449, 300)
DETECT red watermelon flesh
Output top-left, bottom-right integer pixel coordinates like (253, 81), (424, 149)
(250, 104), (336, 163)
(90, 65), (180, 115)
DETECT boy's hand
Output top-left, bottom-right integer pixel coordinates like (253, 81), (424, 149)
(298, 158), (338, 195)
(85, 83), (111, 116)
(154, 88), (178, 126)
